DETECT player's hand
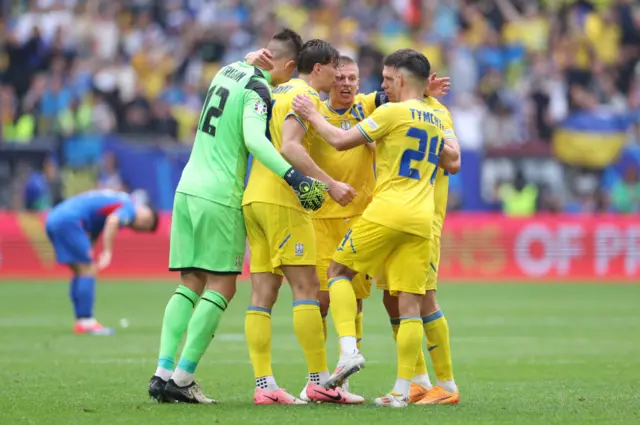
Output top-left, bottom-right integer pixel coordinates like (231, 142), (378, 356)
(427, 73), (451, 97)
(97, 251), (112, 270)
(283, 168), (328, 211)
(328, 180), (357, 207)
(245, 48), (274, 71)
(292, 94), (318, 121)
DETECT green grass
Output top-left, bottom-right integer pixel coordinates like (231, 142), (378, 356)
(1, 282), (639, 424)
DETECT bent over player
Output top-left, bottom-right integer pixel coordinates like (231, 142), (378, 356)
(45, 189), (158, 335)
(147, 29), (327, 404)
(293, 50), (459, 407)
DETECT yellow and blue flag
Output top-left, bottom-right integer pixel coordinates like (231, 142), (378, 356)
(553, 111), (629, 169)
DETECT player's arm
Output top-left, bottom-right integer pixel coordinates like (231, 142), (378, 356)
(291, 95), (371, 151)
(243, 80), (327, 211)
(100, 215), (119, 266)
(439, 138), (461, 175)
(99, 204), (135, 269)
(438, 110), (461, 174)
(280, 114), (356, 206)
(243, 81), (292, 179)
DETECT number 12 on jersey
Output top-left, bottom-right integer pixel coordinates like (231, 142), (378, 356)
(398, 127), (443, 184)
(199, 85), (230, 138)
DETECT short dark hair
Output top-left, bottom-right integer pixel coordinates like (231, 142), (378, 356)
(396, 53), (431, 79)
(384, 49), (431, 80)
(296, 39), (340, 74)
(271, 28), (303, 59)
(338, 55), (356, 67)
(383, 48), (419, 68)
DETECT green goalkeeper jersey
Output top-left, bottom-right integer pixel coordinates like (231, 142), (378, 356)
(176, 61), (291, 208)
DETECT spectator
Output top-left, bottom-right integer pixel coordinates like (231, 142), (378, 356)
(23, 155), (62, 211)
(97, 151), (124, 192)
(0, 0), (638, 214)
(611, 164), (640, 213)
(496, 171), (539, 217)
(151, 99), (178, 139)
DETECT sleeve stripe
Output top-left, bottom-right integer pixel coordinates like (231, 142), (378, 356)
(356, 124), (374, 143)
(285, 112), (308, 132)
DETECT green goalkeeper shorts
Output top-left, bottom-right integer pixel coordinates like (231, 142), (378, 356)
(169, 192), (246, 274)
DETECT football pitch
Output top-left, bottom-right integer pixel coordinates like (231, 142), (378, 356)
(1, 281), (639, 424)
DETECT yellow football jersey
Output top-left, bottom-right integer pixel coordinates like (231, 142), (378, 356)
(310, 98), (375, 218)
(425, 96), (458, 237)
(356, 99), (445, 239)
(356, 91), (387, 117)
(242, 78), (321, 211)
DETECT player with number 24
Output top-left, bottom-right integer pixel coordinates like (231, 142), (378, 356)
(292, 49), (459, 407)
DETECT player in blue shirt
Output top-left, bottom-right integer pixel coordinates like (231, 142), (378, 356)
(45, 189), (159, 335)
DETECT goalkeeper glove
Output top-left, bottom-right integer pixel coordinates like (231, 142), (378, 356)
(283, 168), (327, 211)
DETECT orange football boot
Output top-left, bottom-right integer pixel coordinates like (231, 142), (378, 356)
(408, 383), (430, 403)
(415, 386), (460, 405)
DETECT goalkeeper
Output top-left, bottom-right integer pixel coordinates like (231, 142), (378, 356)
(148, 29), (327, 404)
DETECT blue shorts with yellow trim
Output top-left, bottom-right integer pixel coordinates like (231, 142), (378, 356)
(333, 218), (430, 295)
(243, 202), (316, 275)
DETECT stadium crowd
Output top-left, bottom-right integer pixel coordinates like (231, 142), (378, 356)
(1, 0), (639, 213)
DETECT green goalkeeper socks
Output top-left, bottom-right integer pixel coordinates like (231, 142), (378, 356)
(172, 290), (228, 386)
(156, 285), (199, 376)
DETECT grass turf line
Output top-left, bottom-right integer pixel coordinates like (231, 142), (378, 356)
(0, 282), (639, 424)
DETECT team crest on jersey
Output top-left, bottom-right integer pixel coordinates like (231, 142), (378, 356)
(294, 243), (304, 256)
(254, 100), (268, 116)
(340, 119), (351, 130)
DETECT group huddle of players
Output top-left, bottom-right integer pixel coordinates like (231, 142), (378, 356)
(43, 28), (461, 408)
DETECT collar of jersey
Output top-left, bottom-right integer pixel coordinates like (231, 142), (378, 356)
(324, 99), (350, 116)
(245, 62), (272, 84)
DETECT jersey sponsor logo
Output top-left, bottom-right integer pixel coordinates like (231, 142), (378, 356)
(364, 118), (378, 130)
(294, 243), (304, 256)
(254, 100), (268, 116)
(340, 119), (351, 130)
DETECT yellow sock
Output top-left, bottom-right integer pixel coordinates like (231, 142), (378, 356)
(293, 300), (328, 374)
(322, 314), (328, 341)
(392, 317), (428, 379)
(397, 317), (423, 380)
(414, 348), (428, 377)
(355, 311), (364, 349)
(423, 310), (454, 381)
(328, 277), (357, 338)
(390, 318), (400, 340)
(245, 307), (273, 378)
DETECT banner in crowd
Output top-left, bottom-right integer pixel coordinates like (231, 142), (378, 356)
(1, 212), (639, 282)
(553, 111), (629, 168)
